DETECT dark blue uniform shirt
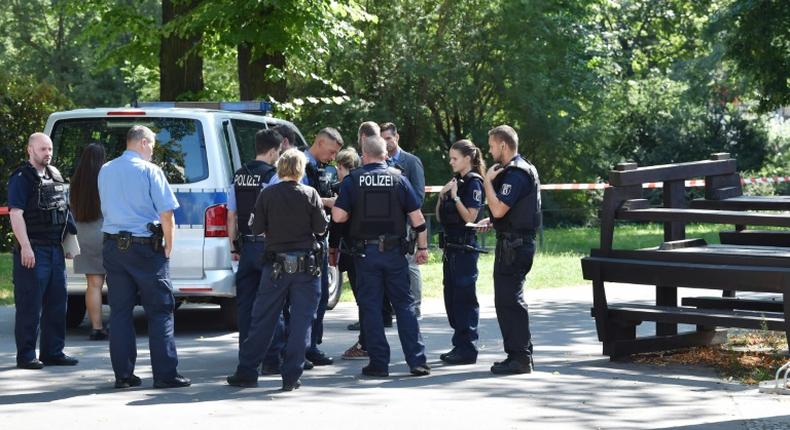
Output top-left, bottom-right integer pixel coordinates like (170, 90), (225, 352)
(496, 165), (533, 208)
(335, 162), (421, 214)
(444, 176), (484, 236)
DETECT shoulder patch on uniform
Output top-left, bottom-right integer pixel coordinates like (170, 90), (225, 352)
(501, 184), (512, 196)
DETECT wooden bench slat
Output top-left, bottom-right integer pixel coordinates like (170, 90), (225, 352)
(592, 246), (790, 267)
(607, 304), (786, 331)
(681, 296), (783, 313)
(608, 159), (736, 186)
(617, 207), (790, 227)
(719, 230), (790, 247)
(690, 196), (790, 211)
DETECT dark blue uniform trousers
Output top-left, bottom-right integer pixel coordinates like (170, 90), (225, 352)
(103, 240), (179, 381)
(13, 244), (67, 363)
(493, 238), (535, 359)
(236, 240), (285, 366)
(442, 244), (480, 358)
(237, 262), (320, 385)
(308, 250), (329, 355)
(354, 246), (426, 371)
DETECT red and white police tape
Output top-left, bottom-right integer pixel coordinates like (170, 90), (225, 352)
(1, 176), (788, 216)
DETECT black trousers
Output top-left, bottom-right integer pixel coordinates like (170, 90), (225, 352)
(492, 237), (535, 358)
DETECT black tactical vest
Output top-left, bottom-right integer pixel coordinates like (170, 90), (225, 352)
(17, 162), (68, 239)
(492, 156), (542, 233)
(306, 161), (337, 198)
(349, 165), (407, 240)
(439, 172), (484, 228)
(233, 160), (275, 236)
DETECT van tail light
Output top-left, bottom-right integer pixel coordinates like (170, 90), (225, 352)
(205, 204), (228, 237)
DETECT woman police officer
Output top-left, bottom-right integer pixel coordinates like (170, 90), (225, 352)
(435, 139), (486, 365)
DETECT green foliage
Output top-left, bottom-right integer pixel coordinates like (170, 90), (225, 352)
(0, 72), (70, 251)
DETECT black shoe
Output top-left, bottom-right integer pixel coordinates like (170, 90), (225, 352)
(40, 355), (79, 366)
(89, 329), (108, 341)
(153, 374), (192, 389)
(441, 352), (477, 365)
(490, 356), (533, 375)
(439, 348), (457, 361)
(361, 365), (389, 377)
(410, 364), (431, 376)
(114, 374), (142, 389)
(303, 359), (314, 370)
(16, 359), (44, 370)
(260, 363), (281, 375)
(281, 379), (302, 392)
(306, 350), (333, 366)
(347, 321), (361, 331)
(227, 373), (258, 388)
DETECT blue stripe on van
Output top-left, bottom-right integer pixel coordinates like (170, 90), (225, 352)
(174, 191), (228, 225)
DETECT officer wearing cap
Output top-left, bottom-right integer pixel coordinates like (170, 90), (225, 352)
(436, 139), (486, 365)
(8, 132), (79, 369)
(227, 148), (328, 391)
(482, 125), (541, 375)
(98, 125), (190, 389)
(226, 128), (285, 374)
(332, 135), (430, 377)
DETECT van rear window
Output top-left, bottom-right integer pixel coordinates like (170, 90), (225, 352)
(50, 117), (209, 184)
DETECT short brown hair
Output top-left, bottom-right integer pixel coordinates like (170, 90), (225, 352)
(316, 127), (344, 146)
(488, 125), (519, 150)
(358, 121), (380, 138)
(379, 122), (397, 135)
(336, 148), (361, 170)
(276, 148), (307, 180)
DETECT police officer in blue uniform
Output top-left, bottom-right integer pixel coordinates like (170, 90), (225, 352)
(98, 125), (190, 389)
(227, 128), (286, 374)
(8, 133), (79, 369)
(270, 128), (342, 366)
(227, 149), (328, 391)
(332, 135), (430, 377)
(435, 139), (486, 365)
(482, 125), (541, 375)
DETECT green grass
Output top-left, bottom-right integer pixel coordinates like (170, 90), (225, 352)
(340, 223), (724, 301)
(0, 224), (725, 305)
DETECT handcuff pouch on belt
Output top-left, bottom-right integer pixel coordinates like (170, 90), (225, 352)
(117, 231), (132, 251)
(267, 249), (320, 280)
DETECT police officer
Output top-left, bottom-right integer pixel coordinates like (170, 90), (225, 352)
(227, 149), (328, 391)
(270, 127), (342, 366)
(98, 125), (190, 389)
(8, 133), (79, 369)
(332, 135), (430, 377)
(227, 128), (285, 374)
(481, 125), (541, 375)
(435, 139), (486, 365)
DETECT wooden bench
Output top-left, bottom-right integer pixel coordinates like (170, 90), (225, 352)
(581, 153), (790, 359)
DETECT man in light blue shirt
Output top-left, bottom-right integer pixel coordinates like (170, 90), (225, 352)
(98, 125), (190, 389)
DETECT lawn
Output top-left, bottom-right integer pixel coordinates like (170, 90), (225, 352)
(0, 223), (723, 305)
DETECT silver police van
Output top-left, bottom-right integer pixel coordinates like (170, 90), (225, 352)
(44, 102), (343, 328)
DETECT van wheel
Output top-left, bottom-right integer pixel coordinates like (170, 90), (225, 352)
(66, 295), (86, 328)
(326, 266), (343, 310)
(219, 298), (238, 331)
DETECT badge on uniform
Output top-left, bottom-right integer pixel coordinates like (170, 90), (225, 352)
(501, 184), (512, 196)
(473, 189), (482, 202)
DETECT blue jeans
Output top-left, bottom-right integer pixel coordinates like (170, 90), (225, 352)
(13, 244), (67, 363)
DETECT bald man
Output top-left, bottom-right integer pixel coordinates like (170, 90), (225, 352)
(8, 133), (79, 369)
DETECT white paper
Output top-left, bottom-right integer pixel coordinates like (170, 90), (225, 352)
(63, 232), (81, 257)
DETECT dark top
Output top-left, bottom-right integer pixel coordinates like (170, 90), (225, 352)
(441, 174), (484, 236)
(334, 162), (421, 214)
(251, 180), (328, 252)
(496, 164), (534, 207)
(8, 164), (72, 241)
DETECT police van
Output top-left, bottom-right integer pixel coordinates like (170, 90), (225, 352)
(43, 102), (344, 328)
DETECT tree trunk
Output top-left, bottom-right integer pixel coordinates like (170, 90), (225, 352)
(160, 0), (203, 101)
(237, 42), (287, 101)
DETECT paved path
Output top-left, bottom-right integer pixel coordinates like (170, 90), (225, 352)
(2, 284), (790, 429)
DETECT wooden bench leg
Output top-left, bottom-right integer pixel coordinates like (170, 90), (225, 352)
(656, 285), (678, 336)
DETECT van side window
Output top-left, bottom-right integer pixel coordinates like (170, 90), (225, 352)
(50, 118), (209, 184)
(230, 119), (267, 163)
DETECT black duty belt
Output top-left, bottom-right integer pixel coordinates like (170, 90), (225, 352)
(241, 235), (265, 243)
(496, 230), (536, 240)
(27, 238), (61, 246)
(103, 233), (158, 244)
(267, 250), (320, 279)
(355, 237), (403, 251)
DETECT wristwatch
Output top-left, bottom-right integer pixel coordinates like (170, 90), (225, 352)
(453, 196), (461, 203)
